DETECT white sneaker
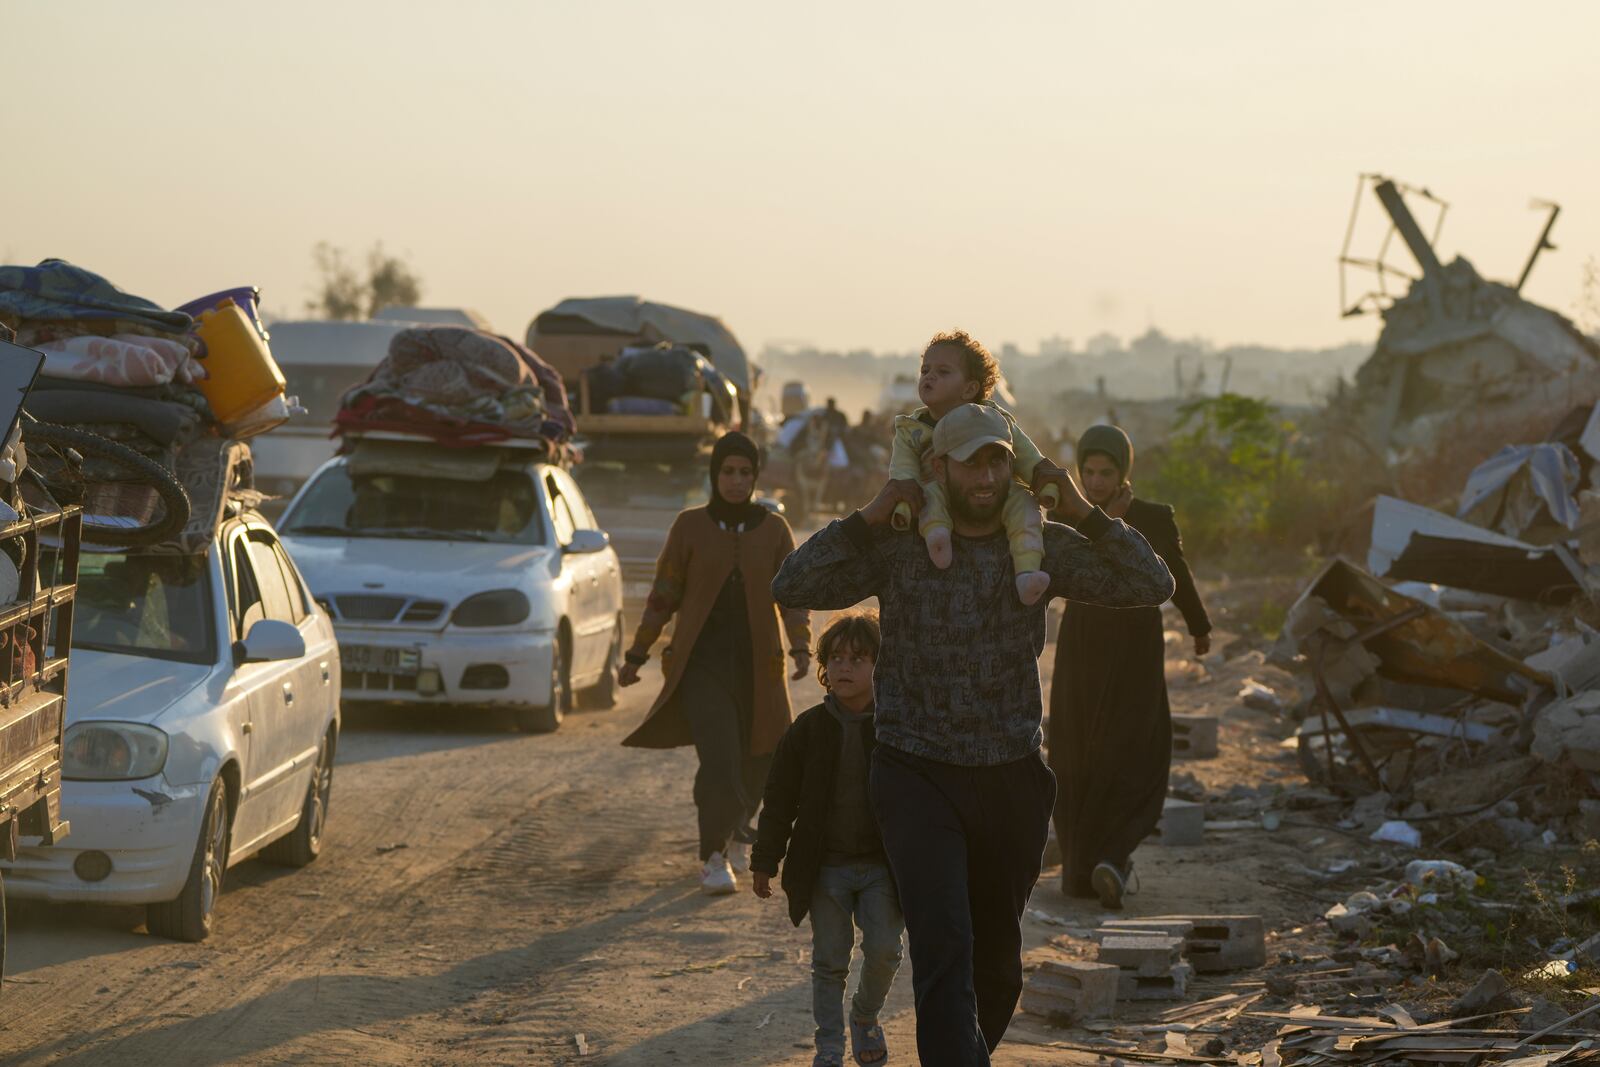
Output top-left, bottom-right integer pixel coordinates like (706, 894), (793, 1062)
(701, 851), (737, 895)
(727, 840), (751, 873)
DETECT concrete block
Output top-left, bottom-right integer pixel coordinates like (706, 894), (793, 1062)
(1156, 797), (1204, 846)
(1171, 714), (1219, 759)
(1155, 914), (1266, 973)
(1092, 919), (1195, 944)
(1021, 960), (1120, 1022)
(1117, 962), (1193, 1001)
(1096, 935), (1184, 977)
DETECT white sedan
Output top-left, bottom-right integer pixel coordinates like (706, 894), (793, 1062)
(2, 513), (340, 942)
(278, 452), (623, 732)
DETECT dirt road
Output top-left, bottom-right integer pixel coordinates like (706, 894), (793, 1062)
(0, 591), (1316, 1066)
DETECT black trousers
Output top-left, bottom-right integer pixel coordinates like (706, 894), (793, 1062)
(870, 743), (1056, 1066)
(680, 658), (767, 861)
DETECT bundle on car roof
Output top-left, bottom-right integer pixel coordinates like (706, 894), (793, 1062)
(333, 325), (575, 461)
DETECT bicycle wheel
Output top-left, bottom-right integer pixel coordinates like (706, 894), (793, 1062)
(23, 423), (192, 547)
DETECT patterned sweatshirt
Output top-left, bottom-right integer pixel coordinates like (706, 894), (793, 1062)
(771, 509), (1174, 766)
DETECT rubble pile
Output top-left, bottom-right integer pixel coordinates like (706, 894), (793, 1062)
(1252, 1006), (1600, 1067)
(1260, 394), (1600, 856)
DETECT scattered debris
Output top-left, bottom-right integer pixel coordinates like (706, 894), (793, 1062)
(1370, 820), (1423, 847)
(572, 1033), (588, 1056)
(1454, 969), (1514, 1017)
(651, 951), (771, 979)
(376, 842), (409, 854)
(1240, 679), (1287, 713)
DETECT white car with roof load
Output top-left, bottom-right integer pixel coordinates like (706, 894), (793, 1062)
(1, 512), (340, 942)
(277, 441), (623, 732)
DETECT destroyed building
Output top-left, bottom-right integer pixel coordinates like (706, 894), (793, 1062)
(1340, 176), (1600, 452)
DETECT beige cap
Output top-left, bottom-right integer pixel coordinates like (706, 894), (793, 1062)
(932, 403), (1014, 462)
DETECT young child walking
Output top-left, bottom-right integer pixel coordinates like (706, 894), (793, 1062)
(887, 329), (1062, 604)
(753, 610), (902, 1067)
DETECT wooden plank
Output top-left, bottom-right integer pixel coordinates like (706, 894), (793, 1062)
(1246, 1012), (1398, 1028)
(0, 691), (62, 787)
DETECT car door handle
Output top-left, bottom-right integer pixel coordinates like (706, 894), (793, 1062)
(283, 683), (295, 706)
(242, 722), (254, 735)
(320, 661), (331, 684)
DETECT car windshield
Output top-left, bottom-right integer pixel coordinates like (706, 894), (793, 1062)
(67, 551), (216, 666)
(282, 467), (546, 545)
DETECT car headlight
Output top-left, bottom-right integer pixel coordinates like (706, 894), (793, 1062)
(451, 589), (531, 628)
(63, 722), (169, 781)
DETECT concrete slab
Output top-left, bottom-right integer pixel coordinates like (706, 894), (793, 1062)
(1096, 934), (1184, 977)
(1151, 914), (1266, 972)
(1020, 959), (1120, 1022)
(1117, 962), (1194, 1001)
(1156, 797), (1204, 846)
(1171, 714), (1219, 759)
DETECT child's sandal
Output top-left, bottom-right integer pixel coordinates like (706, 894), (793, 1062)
(850, 1017), (888, 1065)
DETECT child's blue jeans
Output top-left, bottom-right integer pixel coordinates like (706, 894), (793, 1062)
(810, 862), (904, 1059)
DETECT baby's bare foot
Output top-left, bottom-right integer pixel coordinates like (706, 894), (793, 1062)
(926, 527), (953, 569)
(1016, 571), (1050, 605)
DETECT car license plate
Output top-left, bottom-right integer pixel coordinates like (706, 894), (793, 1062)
(340, 644), (420, 676)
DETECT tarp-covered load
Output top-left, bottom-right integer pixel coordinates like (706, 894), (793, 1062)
(335, 325), (575, 456)
(527, 295), (751, 396)
(584, 342), (739, 422)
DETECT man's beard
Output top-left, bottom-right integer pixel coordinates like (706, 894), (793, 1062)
(948, 479), (1008, 524)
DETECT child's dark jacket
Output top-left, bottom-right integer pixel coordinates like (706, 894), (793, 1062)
(752, 698), (885, 926)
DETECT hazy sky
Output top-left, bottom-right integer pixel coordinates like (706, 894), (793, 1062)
(7, 2), (1599, 356)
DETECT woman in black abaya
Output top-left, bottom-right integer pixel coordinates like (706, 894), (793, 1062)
(1048, 424), (1211, 909)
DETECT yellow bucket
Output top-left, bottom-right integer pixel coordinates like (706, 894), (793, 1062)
(195, 302), (286, 424)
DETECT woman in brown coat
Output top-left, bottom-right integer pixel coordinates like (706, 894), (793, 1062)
(620, 432), (812, 895)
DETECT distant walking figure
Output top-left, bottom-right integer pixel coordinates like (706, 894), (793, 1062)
(1048, 424), (1212, 909)
(774, 402), (1173, 1066)
(620, 432), (811, 895)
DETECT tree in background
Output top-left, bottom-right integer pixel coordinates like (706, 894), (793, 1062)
(1144, 393), (1301, 555)
(306, 242), (422, 320)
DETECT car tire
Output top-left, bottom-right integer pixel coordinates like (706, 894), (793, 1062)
(516, 639), (569, 734)
(263, 729), (334, 868)
(580, 619), (622, 711)
(146, 777), (230, 943)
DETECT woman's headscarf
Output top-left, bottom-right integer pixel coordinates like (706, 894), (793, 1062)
(707, 431), (768, 530)
(1076, 424), (1133, 481)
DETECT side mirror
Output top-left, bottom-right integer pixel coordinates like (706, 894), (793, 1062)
(234, 619), (307, 667)
(564, 529), (610, 554)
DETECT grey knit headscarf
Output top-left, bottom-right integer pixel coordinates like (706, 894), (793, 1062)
(1077, 424), (1133, 480)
